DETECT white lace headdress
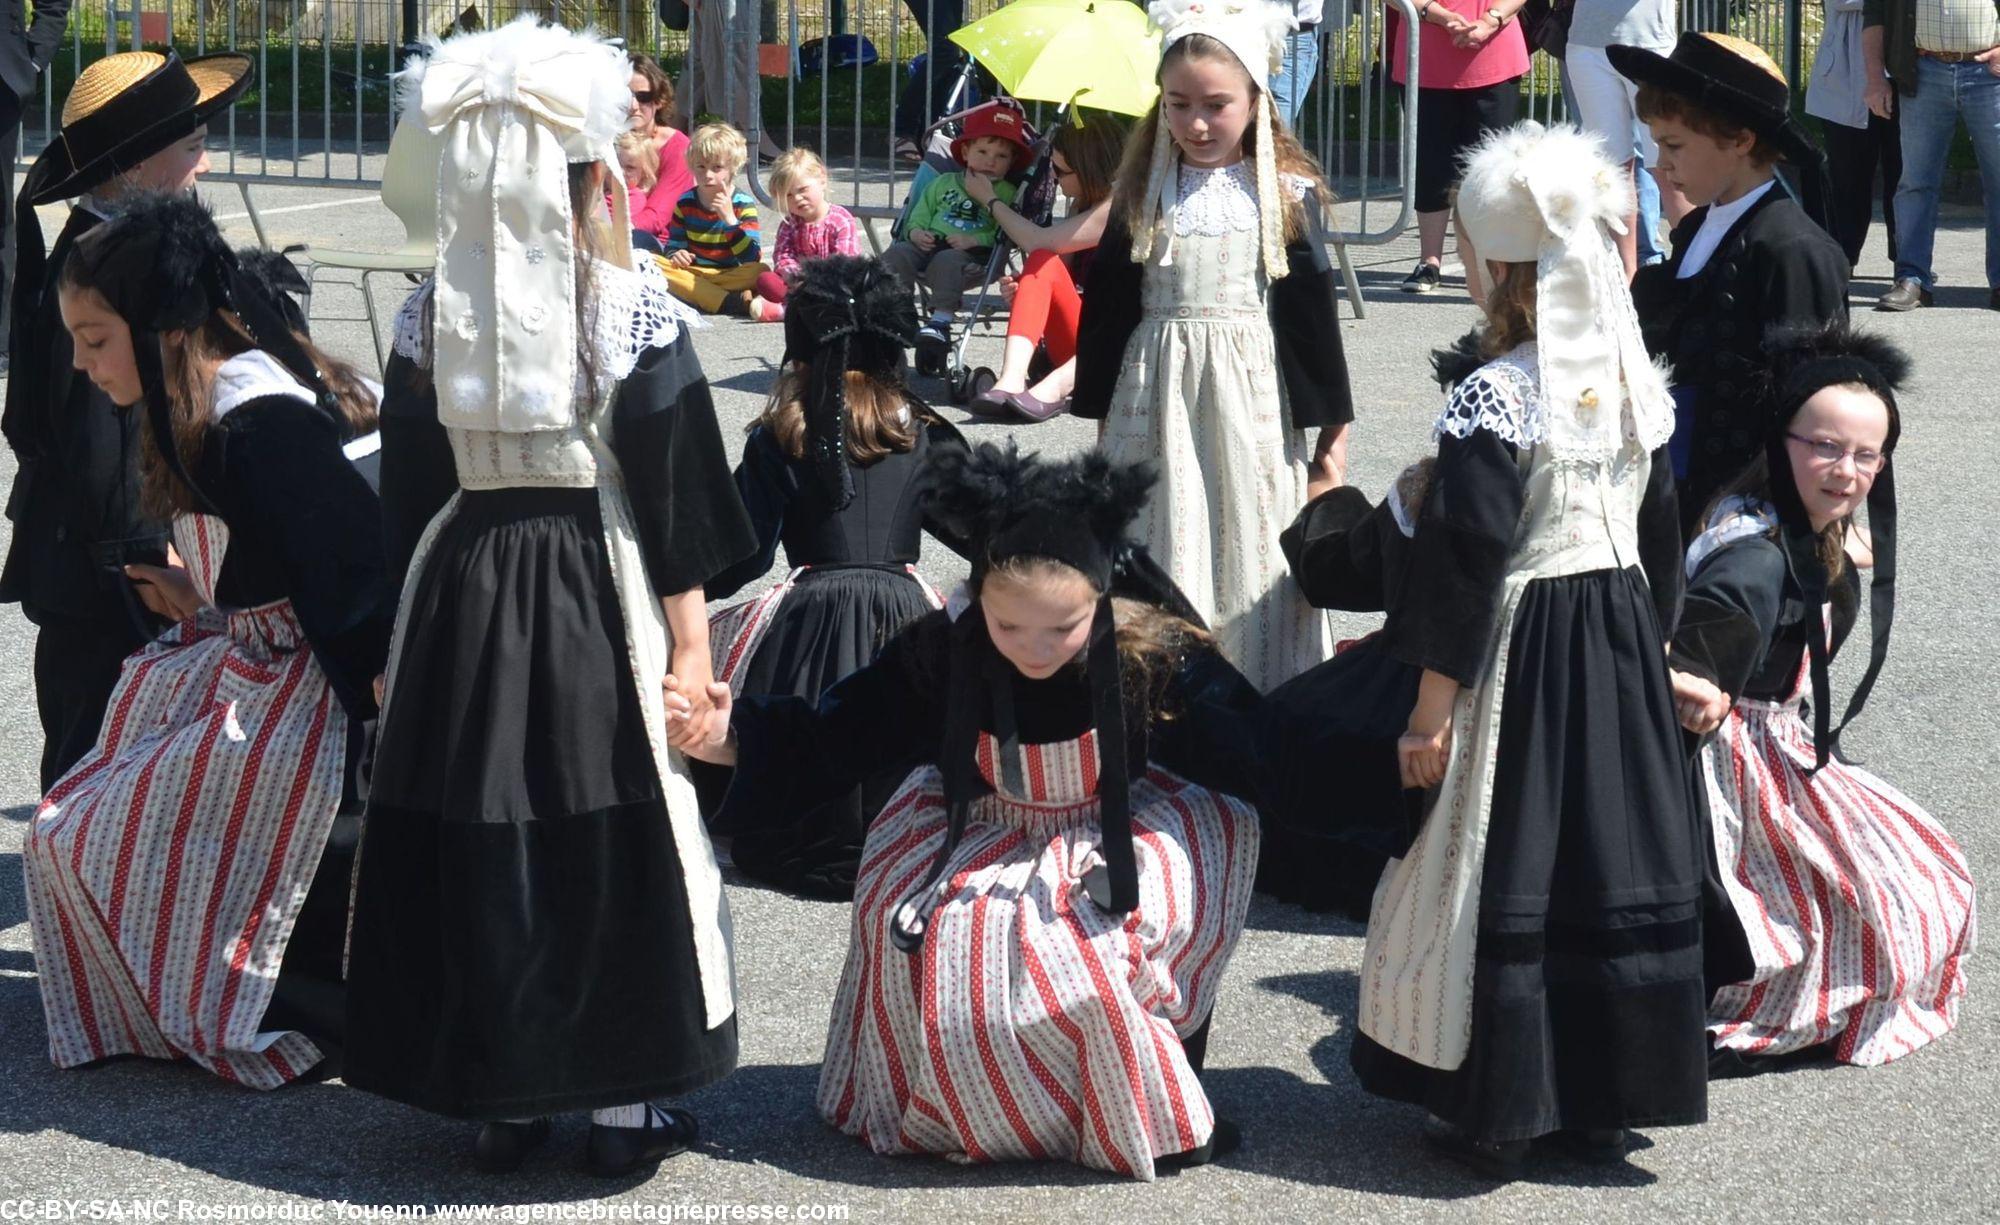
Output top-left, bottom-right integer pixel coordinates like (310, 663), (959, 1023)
(399, 17), (636, 433)
(1130, 0), (1297, 281)
(1454, 121), (1674, 458)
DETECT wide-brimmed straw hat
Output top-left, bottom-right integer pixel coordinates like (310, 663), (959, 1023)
(27, 49), (253, 205)
(1608, 32), (1822, 168)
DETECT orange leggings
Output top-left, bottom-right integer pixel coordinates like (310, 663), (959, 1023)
(1007, 250), (1082, 364)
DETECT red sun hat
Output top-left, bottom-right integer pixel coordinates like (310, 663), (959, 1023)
(950, 99), (1034, 170)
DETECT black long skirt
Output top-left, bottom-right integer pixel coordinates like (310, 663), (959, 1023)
(344, 488), (737, 1121)
(1351, 567), (1709, 1142)
(694, 564), (938, 901)
(1254, 635), (1421, 921)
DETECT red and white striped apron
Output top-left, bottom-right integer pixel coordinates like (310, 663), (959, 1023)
(21, 513), (350, 1088)
(817, 729), (1260, 1181)
(1705, 655), (1977, 1065)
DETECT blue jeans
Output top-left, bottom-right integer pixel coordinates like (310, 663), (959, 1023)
(1892, 55), (2000, 290)
(1269, 28), (1321, 131)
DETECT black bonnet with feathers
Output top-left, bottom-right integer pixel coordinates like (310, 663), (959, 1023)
(924, 441), (1156, 591)
(780, 255), (918, 510)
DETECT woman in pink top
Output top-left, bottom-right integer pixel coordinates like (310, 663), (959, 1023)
(628, 52), (696, 249)
(1388, 0), (1530, 302)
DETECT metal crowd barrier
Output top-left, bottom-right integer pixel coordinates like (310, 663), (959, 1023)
(12, 2), (1813, 287)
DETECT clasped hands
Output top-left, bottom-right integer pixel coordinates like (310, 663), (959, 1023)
(663, 654), (734, 763)
(1432, 8), (1501, 51)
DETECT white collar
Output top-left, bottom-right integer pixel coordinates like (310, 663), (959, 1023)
(1677, 178), (1778, 280)
(212, 350), (316, 419)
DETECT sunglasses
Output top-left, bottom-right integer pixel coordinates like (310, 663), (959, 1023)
(632, 89), (657, 104)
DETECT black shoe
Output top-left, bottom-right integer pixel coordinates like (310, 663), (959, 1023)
(1401, 262), (1442, 294)
(585, 1105), (699, 1178)
(1875, 278), (1931, 311)
(1157, 1118), (1241, 1172)
(1990, 287), (2000, 311)
(473, 1117), (552, 1174)
(1423, 1116), (1527, 1181)
(1553, 1127), (1629, 1165)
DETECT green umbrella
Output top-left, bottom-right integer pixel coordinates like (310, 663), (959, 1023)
(948, 0), (1163, 118)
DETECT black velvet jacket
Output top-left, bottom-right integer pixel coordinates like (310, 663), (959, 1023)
(1669, 530), (1861, 705)
(704, 414), (969, 600)
(1, 208), (170, 629)
(377, 326), (756, 601)
(187, 393), (397, 721)
(1071, 196), (1356, 432)
(1631, 188), (1849, 531)
(715, 608), (1268, 835)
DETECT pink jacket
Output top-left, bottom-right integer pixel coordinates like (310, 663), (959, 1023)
(629, 129), (695, 241)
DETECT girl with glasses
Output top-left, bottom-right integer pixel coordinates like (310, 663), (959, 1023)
(1667, 325), (1975, 1075)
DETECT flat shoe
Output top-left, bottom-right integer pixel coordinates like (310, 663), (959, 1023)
(1002, 389), (1069, 423)
(473, 1117), (552, 1174)
(1157, 1118), (1241, 1171)
(1553, 1127), (1629, 1164)
(586, 1106), (699, 1178)
(1423, 1117), (1527, 1181)
(969, 387), (1017, 415)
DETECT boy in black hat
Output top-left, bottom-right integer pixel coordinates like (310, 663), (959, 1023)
(0, 48), (250, 788)
(1613, 32), (1851, 533)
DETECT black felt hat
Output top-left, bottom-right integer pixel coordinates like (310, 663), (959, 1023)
(1609, 31), (1823, 169)
(28, 49), (253, 206)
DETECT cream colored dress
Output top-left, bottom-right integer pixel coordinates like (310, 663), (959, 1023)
(1099, 163), (1327, 692)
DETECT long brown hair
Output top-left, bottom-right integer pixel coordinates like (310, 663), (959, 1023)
(627, 51), (678, 129)
(757, 366), (921, 465)
(1111, 33), (1332, 244)
(1056, 109), (1129, 210)
(1479, 261), (1539, 357)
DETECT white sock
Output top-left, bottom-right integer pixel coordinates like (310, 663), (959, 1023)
(591, 1102), (662, 1128)
(928, 311), (952, 326)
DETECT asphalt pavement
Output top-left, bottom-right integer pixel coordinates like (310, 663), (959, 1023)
(0, 178), (1995, 1223)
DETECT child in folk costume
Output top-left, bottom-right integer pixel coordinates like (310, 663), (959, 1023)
(670, 444), (1268, 1181)
(1668, 326), (1975, 1070)
(1073, 0), (1354, 692)
(1349, 123), (1708, 1178)
(24, 194), (393, 1087)
(696, 256), (969, 901)
(341, 21), (756, 1178)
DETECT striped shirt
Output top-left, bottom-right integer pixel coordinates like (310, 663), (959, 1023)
(666, 189), (762, 268)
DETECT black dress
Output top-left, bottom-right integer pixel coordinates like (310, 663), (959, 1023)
(1630, 188), (1849, 531)
(1253, 485), (1423, 920)
(695, 414), (968, 901)
(344, 301), (758, 1120)
(1, 207), (168, 788)
(1346, 352), (1710, 1144)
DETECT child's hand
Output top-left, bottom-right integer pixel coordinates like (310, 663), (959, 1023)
(1306, 449), (1344, 502)
(124, 563), (203, 622)
(1670, 670), (1731, 735)
(963, 171), (995, 207)
(668, 249), (697, 267)
(1398, 719), (1453, 790)
(946, 234), (980, 252)
(663, 674), (736, 763)
(911, 230), (940, 252)
(996, 273), (1018, 304)
(698, 183), (734, 219)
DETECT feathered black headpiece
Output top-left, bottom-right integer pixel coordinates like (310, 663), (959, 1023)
(1755, 321), (1908, 771)
(65, 192), (338, 510)
(890, 443), (1159, 954)
(780, 255), (917, 509)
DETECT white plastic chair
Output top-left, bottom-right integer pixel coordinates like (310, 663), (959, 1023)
(305, 120), (438, 373)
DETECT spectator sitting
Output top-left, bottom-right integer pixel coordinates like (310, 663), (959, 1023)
(766, 147), (865, 323)
(1863, 0), (2000, 310)
(628, 51), (694, 248)
(659, 122), (787, 321)
(962, 107), (1128, 421)
(882, 101), (1031, 358)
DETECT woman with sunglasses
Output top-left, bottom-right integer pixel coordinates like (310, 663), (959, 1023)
(962, 108), (1128, 421)
(1667, 324), (1975, 1074)
(627, 51), (694, 249)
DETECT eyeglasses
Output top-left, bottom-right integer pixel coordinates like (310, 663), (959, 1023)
(1786, 433), (1886, 473)
(632, 90), (657, 104)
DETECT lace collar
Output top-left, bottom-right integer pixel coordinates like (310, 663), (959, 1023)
(1435, 341), (1675, 460)
(1685, 496), (1780, 577)
(391, 251), (700, 390)
(1169, 162), (1311, 237)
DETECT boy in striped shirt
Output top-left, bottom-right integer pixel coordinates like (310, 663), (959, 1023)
(660, 123), (786, 320)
